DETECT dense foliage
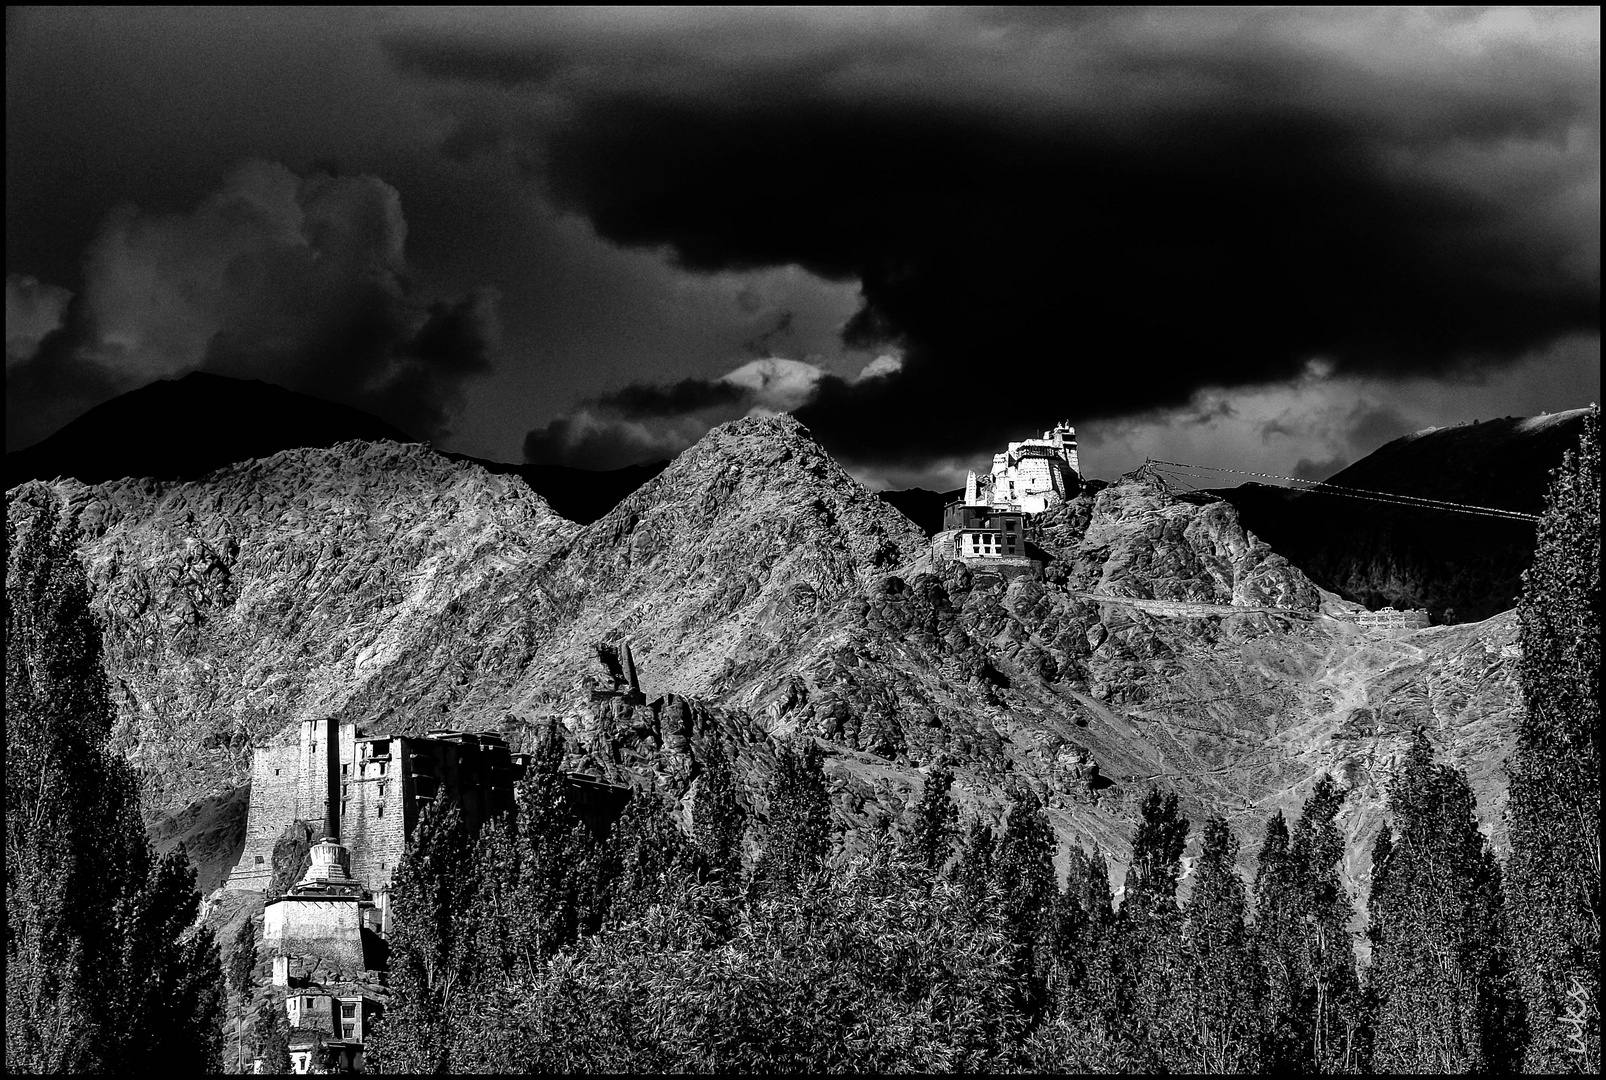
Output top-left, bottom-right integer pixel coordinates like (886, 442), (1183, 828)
(5, 489), (224, 1073)
(372, 743), (1417, 1073)
(1367, 732), (1519, 1072)
(1508, 406), (1600, 1073)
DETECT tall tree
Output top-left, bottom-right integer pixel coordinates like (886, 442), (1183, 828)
(228, 917), (259, 1072)
(250, 995), (291, 1074)
(6, 488), (223, 1074)
(606, 789), (699, 925)
(228, 916), (259, 1004)
(1179, 816), (1262, 1073)
(1034, 844), (1133, 1071)
(1368, 735), (1520, 1073)
(1507, 406), (1600, 1073)
(992, 786), (1059, 1018)
(1256, 780), (1368, 1074)
(755, 737), (831, 895)
(368, 793), (473, 1074)
(691, 737), (746, 884)
(1119, 788), (1190, 1070)
(1289, 775), (1365, 1073)
(1368, 735), (1507, 1070)
(954, 816), (997, 918)
(908, 763), (961, 873)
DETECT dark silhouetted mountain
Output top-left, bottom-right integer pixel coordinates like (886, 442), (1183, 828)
(1220, 410), (1592, 623)
(5, 372), (675, 526)
(5, 372), (418, 487)
(878, 486), (962, 536)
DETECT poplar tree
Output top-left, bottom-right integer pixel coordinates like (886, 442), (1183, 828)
(1119, 788), (1190, 1070)
(1285, 775), (1365, 1073)
(691, 737), (745, 884)
(606, 789), (698, 925)
(1038, 844), (1129, 1070)
(992, 787), (1058, 1018)
(250, 995), (291, 1073)
(1507, 406), (1600, 1073)
(1179, 816), (1262, 1073)
(369, 794), (473, 1074)
(955, 817), (998, 917)
(6, 488), (223, 1074)
(1255, 779), (1367, 1073)
(228, 917), (259, 1071)
(908, 763), (961, 873)
(1368, 734), (1519, 1073)
(228, 917), (259, 1002)
(755, 737), (830, 895)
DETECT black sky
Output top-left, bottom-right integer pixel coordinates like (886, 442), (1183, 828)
(7, 8), (1599, 486)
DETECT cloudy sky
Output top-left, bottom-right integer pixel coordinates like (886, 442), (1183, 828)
(7, 7), (1598, 488)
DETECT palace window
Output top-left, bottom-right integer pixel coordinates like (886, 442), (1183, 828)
(342, 1004), (356, 1019)
(343, 1025), (354, 1040)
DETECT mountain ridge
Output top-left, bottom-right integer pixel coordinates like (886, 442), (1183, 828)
(8, 412), (1528, 928)
(1221, 409), (1591, 621)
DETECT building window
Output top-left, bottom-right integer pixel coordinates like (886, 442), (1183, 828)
(377, 804), (384, 818)
(274, 769), (281, 776)
(341, 763), (349, 775)
(255, 855), (265, 865)
(343, 1025), (354, 1040)
(342, 1004), (356, 1018)
(377, 782), (387, 798)
(341, 799), (348, 815)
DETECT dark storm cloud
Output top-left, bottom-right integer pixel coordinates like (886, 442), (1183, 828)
(523, 356), (835, 467)
(388, 7), (1598, 469)
(599, 377), (748, 420)
(7, 160), (499, 449)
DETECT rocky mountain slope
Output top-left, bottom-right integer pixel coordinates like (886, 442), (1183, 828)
(1222, 410), (1591, 622)
(10, 413), (1527, 928)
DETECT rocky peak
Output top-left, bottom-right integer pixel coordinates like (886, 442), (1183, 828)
(513, 413), (930, 702)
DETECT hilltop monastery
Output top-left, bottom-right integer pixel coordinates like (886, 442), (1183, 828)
(934, 422), (1081, 572)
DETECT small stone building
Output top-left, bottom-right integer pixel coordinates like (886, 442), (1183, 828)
(286, 990), (378, 1045)
(940, 501), (1028, 559)
(287, 1026), (363, 1075)
(1354, 606), (1432, 631)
